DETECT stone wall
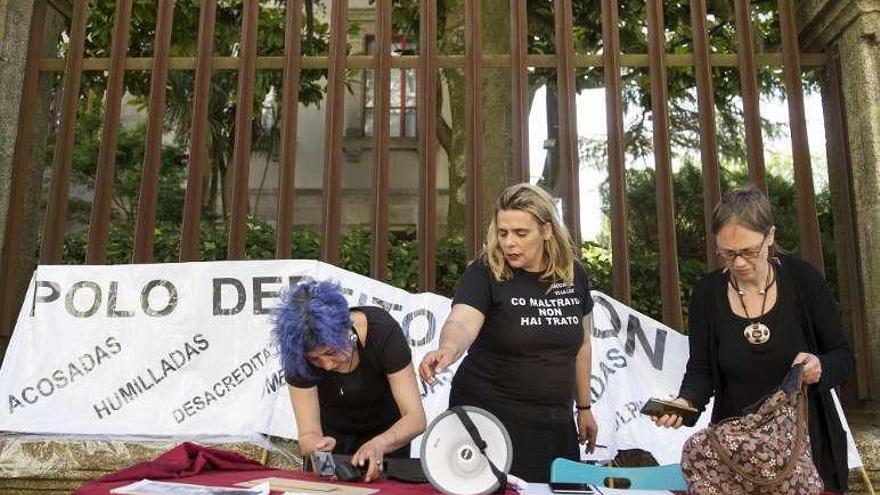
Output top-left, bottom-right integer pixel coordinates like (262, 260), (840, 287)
(800, 1), (880, 493)
(0, 0), (68, 357)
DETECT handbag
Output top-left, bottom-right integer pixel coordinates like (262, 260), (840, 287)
(680, 363), (824, 494)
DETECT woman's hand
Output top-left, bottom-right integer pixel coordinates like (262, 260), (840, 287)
(351, 438), (385, 482)
(652, 397), (691, 429)
(419, 304), (484, 384)
(418, 347), (456, 384)
(792, 352), (822, 384)
(577, 409), (599, 453)
(301, 435), (336, 455)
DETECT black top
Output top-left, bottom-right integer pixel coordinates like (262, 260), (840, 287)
(286, 306), (412, 455)
(712, 267), (809, 419)
(450, 259), (593, 424)
(678, 254), (854, 491)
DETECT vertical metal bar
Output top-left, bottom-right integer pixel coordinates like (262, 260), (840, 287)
(733, 0), (766, 192)
(226, 0), (260, 260)
(647, 0), (683, 329)
(133, 0), (175, 263)
(826, 50), (872, 400)
(464, 0), (483, 259)
(778, 0), (824, 273)
(601, 0), (631, 304)
(510, 0), (529, 182)
(370, 0), (392, 280)
(275, 0), (303, 259)
(1, 0), (47, 337)
(320, 0), (348, 264)
(690, 0), (722, 271)
(40, 0), (89, 264)
(417, 0), (438, 291)
(86, 0), (132, 264)
(180, 0), (217, 262)
(554, 0), (580, 245)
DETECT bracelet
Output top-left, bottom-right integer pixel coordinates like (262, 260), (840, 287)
(576, 404), (591, 411)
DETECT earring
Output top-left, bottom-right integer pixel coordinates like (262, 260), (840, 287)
(349, 330), (358, 343)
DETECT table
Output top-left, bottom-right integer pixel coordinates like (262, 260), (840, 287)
(76, 468), (520, 495)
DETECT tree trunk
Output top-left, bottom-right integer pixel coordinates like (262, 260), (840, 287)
(438, 1), (466, 235)
(479, 0), (512, 224)
(438, 0), (512, 238)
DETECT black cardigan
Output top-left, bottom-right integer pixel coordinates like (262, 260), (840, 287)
(678, 254), (855, 491)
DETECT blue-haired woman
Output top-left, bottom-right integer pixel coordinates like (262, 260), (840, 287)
(273, 280), (426, 482)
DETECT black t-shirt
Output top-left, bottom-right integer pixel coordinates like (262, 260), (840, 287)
(450, 259), (593, 424)
(713, 271), (809, 420)
(286, 306), (412, 454)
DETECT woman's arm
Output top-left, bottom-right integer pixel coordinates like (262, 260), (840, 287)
(796, 263), (855, 391)
(418, 303), (484, 383)
(677, 277), (715, 411)
(351, 364), (427, 481)
(288, 385), (336, 456)
(575, 314), (598, 452)
(656, 280), (713, 429)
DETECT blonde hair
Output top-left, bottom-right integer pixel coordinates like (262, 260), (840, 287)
(483, 183), (576, 284)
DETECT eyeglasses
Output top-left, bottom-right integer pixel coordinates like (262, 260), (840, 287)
(716, 234), (768, 262)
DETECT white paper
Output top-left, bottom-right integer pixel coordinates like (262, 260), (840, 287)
(111, 479), (270, 495)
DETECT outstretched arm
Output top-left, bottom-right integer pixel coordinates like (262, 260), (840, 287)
(418, 303), (484, 384)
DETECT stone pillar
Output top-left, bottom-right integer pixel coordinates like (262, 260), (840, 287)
(800, 1), (880, 492)
(0, 0), (69, 358)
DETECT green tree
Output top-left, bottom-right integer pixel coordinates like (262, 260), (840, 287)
(529, 0), (799, 193)
(371, 0), (806, 244)
(54, 91), (188, 228)
(79, 0), (330, 221)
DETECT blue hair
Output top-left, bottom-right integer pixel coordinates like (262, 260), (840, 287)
(272, 280), (353, 382)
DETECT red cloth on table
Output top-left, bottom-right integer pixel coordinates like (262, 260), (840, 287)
(97, 442), (266, 481)
(75, 442), (517, 494)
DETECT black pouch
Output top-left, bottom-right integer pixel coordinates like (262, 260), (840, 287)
(334, 461), (367, 482)
(384, 458), (427, 484)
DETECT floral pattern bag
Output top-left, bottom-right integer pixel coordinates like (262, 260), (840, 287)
(680, 364), (824, 494)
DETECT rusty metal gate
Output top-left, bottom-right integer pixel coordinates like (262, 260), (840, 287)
(0, 0), (870, 401)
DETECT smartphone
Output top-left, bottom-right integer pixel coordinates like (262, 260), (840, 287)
(639, 398), (699, 427)
(310, 451), (337, 477)
(549, 482), (596, 493)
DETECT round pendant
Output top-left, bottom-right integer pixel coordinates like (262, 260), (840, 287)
(743, 322), (771, 345)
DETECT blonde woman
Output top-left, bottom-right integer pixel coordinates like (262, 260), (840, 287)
(419, 183), (598, 482)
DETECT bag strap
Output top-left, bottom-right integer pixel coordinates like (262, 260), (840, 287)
(708, 368), (811, 486)
(451, 406), (507, 493)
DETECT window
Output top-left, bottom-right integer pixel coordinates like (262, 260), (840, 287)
(364, 35), (416, 138)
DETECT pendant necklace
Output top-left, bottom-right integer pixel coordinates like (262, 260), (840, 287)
(729, 264), (775, 345)
(334, 336), (358, 397)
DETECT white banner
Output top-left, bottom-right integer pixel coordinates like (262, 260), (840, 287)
(0, 261), (861, 468)
(585, 293), (712, 464)
(0, 260), (454, 440)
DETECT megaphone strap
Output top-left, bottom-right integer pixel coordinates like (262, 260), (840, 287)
(451, 406), (507, 494)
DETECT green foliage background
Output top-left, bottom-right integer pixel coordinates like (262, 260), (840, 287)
(53, 0), (836, 329)
(59, 108), (835, 328)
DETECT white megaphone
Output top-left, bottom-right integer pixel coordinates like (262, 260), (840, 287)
(420, 406), (513, 495)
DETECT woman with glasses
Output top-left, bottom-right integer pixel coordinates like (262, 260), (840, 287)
(652, 187), (854, 493)
(273, 280), (426, 482)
